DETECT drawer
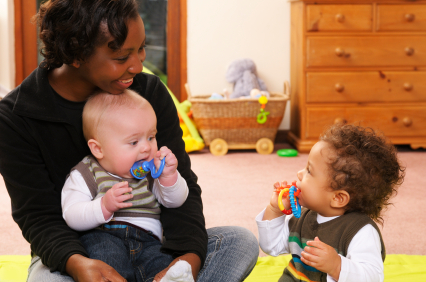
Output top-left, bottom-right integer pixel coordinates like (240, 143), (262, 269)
(305, 106), (426, 139)
(377, 5), (426, 31)
(306, 71), (426, 103)
(307, 5), (372, 32)
(307, 36), (426, 67)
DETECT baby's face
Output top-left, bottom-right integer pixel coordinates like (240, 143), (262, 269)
(97, 105), (157, 178)
(296, 141), (336, 216)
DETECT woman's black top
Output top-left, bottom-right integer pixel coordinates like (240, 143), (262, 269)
(0, 66), (207, 274)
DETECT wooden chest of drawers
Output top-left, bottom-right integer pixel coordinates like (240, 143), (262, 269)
(289, 0), (426, 152)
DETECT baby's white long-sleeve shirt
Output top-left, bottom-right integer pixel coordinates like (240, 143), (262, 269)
(62, 170), (188, 241)
(256, 209), (384, 282)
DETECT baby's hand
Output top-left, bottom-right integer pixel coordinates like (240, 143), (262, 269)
(101, 181), (133, 220)
(301, 237), (341, 281)
(156, 146), (178, 187)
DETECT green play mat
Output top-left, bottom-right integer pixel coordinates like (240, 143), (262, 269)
(244, 254), (426, 281)
(1, 254), (425, 281)
(0, 255), (31, 282)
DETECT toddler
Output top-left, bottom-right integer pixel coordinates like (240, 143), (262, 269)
(61, 89), (194, 282)
(256, 124), (404, 282)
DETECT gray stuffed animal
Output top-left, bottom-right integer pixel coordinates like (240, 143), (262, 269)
(225, 58), (267, 98)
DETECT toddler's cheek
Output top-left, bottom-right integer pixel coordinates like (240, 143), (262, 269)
(298, 196), (305, 207)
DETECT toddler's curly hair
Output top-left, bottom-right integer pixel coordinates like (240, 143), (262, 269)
(320, 124), (405, 224)
(34, 0), (139, 69)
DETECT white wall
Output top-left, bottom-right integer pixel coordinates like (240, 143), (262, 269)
(0, 0), (15, 93)
(1, 1), (292, 128)
(187, 0), (291, 129)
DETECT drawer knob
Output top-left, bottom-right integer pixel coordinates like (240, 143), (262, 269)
(335, 14), (345, 23)
(403, 83), (413, 91)
(403, 117), (412, 127)
(405, 13), (415, 22)
(334, 117), (347, 124)
(335, 83), (345, 92)
(405, 47), (415, 56)
(335, 47), (345, 57)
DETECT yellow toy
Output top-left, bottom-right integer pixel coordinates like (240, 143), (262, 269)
(178, 100), (205, 152)
(142, 68), (204, 153)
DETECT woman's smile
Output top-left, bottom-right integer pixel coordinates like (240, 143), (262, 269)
(116, 78), (134, 88)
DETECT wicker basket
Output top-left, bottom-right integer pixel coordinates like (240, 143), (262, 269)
(186, 82), (290, 155)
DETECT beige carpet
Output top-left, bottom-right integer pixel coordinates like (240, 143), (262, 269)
(1, 144), (425, 256)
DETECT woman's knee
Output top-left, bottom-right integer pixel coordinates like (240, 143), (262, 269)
(233, 226), (259, 254)
(207, 226), (259, 257)
(27, 256), (74, 282)
(199, 227), (259, 281)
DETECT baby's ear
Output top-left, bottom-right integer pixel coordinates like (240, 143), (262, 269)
(88, 139), (103, 159)
(330, 190), (350, 208)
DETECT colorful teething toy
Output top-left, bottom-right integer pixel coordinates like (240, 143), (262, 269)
(274, 181), (302, 218)
(257, 96), (270, 124)
(130, 158), (165, 180)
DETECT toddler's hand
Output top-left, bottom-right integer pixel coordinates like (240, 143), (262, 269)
(301, 237), (341, 281)
(263, 181), (290, 220)
(101, 181), (133, 220)
(156, 146), (178, 187)
(270, 181), (291, 211)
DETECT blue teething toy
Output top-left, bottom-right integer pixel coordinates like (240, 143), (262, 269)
(130, 158), (165, 179)
(289, 186), (301, 218)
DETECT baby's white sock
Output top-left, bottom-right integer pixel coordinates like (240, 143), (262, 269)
(160, 260), (195, 282)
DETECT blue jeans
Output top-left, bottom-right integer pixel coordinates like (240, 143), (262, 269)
(27, 226), (259, 282)
(80, 224), (173, 282)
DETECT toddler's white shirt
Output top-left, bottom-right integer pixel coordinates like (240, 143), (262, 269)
(256, 209), (384, 282)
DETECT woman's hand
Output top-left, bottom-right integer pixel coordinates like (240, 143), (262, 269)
(153, 253), (201, 282)
(301, 237), (341, 281)
(66, 254), (127, 282)
(156, 146), (178, 187)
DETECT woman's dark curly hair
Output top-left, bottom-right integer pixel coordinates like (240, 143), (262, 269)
(320, 124), (405, 224)
(34, 0), (139, 69)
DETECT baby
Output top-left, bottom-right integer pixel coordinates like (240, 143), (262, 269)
(256, 124), (404, 282)
(61, 89), (194, 282)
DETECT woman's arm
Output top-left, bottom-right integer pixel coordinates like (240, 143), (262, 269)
(0, 96), (127, 282)
(0, 71), (129, 281)
(0, 97), (88, 273)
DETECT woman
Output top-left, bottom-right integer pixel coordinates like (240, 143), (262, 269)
(0, 0), (258, 281)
